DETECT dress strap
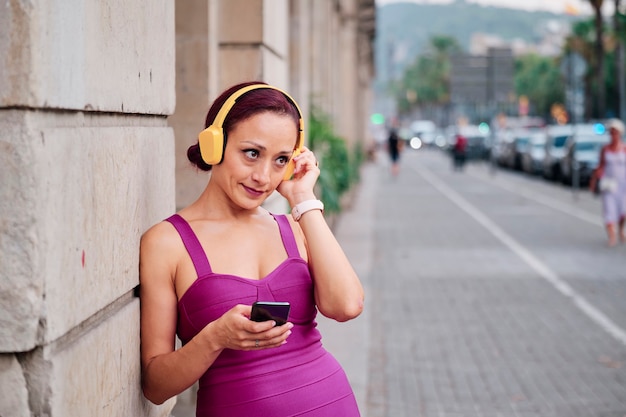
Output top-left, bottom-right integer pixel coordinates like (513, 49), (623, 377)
(272, 214), (301, 258)
(165, 214), (212, 278)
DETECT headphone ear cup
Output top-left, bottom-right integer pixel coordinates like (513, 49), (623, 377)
(198, 125), (224, 165)
(283, 160), (296, 180)
(283, 148), (302, 180)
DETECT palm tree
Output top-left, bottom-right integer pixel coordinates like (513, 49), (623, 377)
(564, 19), (596, 119)
(614, 0), (625, 119)
(589, 0), (606, 118)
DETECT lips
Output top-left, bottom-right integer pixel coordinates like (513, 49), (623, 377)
(242, 184), (265, 198)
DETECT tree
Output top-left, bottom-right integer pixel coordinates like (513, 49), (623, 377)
(565, 19), (598, 119)
(514, 54), (565, 118)
(395, 35), (461, 114)
(589, 0), (606, 118)
(613, 0), (625, 119)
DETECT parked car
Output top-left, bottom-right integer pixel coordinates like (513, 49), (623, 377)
(492, 128), (513, 167)
(542, 124), (574, 181)
(504, 130), (532, 170)
(410, 120), (437, 147)
(521, 131), (547, 175)
(560, 131), (609, 186)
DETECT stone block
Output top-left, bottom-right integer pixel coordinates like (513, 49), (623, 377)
(261, 0), (288, 58)
(0, 0), (175, 114)
(221, 0), (263, 43)
(0, 110), (175, 351)
(261, 48), (288, 88)
(219, 47), (264, 87)
(17, 299), (174, 417)
(220, 0), (287, 58)
(0, 354), (30, 417)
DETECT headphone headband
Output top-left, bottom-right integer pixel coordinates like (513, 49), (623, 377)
(213, 84), (303, 133)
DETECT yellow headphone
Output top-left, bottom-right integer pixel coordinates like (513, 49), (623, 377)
(198, 84), (304, 180)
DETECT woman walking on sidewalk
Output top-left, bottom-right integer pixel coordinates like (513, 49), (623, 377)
(590, 118), (626, 246)
(139, 82), (364, 416)
(386, 118), (403, 177)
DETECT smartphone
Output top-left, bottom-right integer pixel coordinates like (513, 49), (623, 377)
(250, 301), (291, 326)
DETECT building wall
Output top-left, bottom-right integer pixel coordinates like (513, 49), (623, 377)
(0, 0), (374, 415)
(0, 0), (176, 416)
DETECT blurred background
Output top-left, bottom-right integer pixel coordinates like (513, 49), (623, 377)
(370, 0), (624, 188)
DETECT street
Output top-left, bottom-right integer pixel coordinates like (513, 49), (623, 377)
(321, 147), (626, 417)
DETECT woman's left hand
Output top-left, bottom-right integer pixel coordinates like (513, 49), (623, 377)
(277, 147), (320, 204)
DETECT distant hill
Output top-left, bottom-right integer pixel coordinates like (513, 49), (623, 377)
(375, 0), (582, 85)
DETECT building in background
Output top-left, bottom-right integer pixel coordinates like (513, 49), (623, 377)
(450, 47), (515, 123)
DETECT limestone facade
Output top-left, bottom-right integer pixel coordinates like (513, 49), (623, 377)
(0, 0), (375, 415)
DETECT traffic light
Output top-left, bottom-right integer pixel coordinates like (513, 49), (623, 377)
(371, 113), (385, 125)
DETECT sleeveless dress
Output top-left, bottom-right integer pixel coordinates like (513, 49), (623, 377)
(165, 213), (360, 417)
(601, 149), (626, 224)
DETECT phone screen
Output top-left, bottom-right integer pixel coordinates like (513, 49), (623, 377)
(251, 301), (291, 326)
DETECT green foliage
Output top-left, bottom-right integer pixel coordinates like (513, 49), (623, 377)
(396, 35), (459, 113)
(514, 54), (565, 117)
(308, 108), (361, 213)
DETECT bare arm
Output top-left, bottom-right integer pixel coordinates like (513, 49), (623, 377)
(277, 147), (364, 321)
(139, 223), (291, 404)
(589, 146), (606, 191)
(139, 223), (223, 404)
(294, 211), (364, 322)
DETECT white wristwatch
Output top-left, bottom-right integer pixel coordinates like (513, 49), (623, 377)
(291, 199), (324, 221)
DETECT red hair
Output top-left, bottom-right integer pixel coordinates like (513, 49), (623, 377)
(187, 81), (301, 171)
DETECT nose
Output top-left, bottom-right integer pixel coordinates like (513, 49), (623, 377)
(251, 161), (271, 184)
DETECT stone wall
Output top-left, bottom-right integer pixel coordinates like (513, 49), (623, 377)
(0, 0), (176, 416)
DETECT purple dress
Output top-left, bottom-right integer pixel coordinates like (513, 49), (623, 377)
(601, 149), (626, 224)
(166, 214), (360, 417)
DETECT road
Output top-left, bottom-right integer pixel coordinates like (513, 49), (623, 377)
(174, 147), (626, 417)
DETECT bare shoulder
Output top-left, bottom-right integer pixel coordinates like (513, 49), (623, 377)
(139, 219), (184, 284)
(140, 220), (181, 254)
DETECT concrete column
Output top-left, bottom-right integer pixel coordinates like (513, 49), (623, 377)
(289, 0), (312, 138)
(218, 0), (291, 214)
(0, 1), (176, 415)
(338, 0), (359, 149)
(171, 0), (220, 210)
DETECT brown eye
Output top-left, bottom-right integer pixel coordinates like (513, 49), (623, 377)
(244, 149), (259, 159)
(276, 156), (289, 166)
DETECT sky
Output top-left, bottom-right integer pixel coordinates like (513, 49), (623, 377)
(375, 0), (614, 15)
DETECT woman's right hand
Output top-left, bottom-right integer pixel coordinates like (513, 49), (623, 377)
(198, 304), (293, 352)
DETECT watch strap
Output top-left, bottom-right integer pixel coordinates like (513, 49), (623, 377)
(291, 199), (324, 221)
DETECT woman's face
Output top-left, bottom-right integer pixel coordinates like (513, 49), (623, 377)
(610, 127), (623, 144)
(212, 111), (298, 209)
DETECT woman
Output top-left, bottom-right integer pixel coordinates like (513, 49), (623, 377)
(139, 81), (364, 416)
(590, 118), (626, 246)
(386, 119), (402, 176)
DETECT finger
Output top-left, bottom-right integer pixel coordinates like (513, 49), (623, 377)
(251, 325), (292, 349)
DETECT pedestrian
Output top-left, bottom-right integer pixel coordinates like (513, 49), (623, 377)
(139, 81), (364, 416)
(452, 132), (468, 171)
(387, 120), (403, 176)
(589, 118), (626, 246)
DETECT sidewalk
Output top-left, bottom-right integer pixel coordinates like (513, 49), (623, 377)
(315, 156), (379, 416)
